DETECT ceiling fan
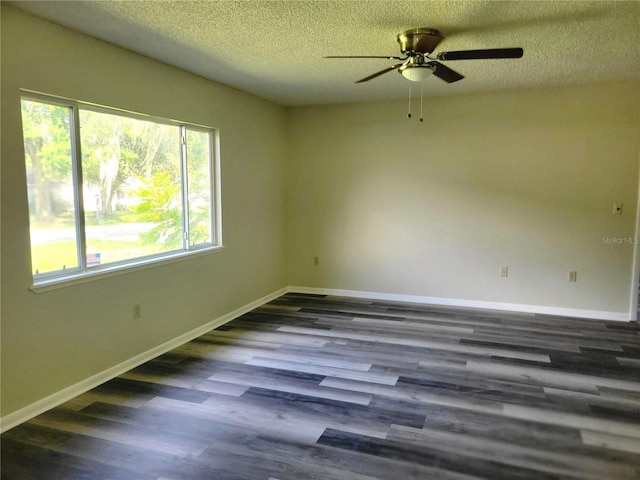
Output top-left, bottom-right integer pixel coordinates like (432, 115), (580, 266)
(326, 28), (523, 84)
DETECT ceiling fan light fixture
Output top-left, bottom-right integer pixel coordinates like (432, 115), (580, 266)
(326, 25), (522, 88)
(399, 65), (434, 82)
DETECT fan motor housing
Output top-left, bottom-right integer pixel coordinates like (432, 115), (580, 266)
(397, 28), (443, 54)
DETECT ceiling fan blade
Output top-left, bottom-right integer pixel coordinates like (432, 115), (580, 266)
(436, 48), (523, 61)
(325, 56), (404, 60)
(355, 63), (403, 83)
(429, 61), (464, 83)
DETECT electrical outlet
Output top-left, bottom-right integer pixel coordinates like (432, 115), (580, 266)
(568, 271), (577, 282)
(313, 256), (320, 266)
(133, 304), (141, 319)
(500, 266), (508, 278)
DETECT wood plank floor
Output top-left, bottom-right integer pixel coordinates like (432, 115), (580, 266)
(2, 293), (640, 479)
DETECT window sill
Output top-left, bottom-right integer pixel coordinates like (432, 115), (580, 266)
(30, 245), (225, 293)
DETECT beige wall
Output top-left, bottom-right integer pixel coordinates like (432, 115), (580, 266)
(1, 6), (287, 416)
(3, 4), (640, 421)
(286, 82), (640, 317)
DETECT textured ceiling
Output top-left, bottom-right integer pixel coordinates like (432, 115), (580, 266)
(6, 0), (640, 106)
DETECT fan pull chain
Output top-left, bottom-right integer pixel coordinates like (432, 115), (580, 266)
(420, 82), (424, 122)
(406, 83), (425, 123)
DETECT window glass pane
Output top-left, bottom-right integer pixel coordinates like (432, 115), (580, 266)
(186, 129), (212, 246)
(79, 109), (183, 265)
(21, 99), (79, 275)
(21, 94), (218, 284)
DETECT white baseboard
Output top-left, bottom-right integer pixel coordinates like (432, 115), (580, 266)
(0, 287), (288, 433)
(287, 286), (631, 322)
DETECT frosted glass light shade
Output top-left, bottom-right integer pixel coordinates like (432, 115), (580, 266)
(400, 66), (433, 82)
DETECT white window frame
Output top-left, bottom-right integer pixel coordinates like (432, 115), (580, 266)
(21, 91), (223, 292)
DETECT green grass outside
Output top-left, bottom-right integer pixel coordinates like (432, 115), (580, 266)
(32, 239), (167, 275)
(30, 210), (132, 230)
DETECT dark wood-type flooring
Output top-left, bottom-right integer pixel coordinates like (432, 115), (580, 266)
(2, 293), (640, 479)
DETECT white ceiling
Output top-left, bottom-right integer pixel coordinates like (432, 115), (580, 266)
(7, 0), (640, 106)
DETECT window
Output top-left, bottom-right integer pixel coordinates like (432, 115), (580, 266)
(21, 94), (220, 286)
